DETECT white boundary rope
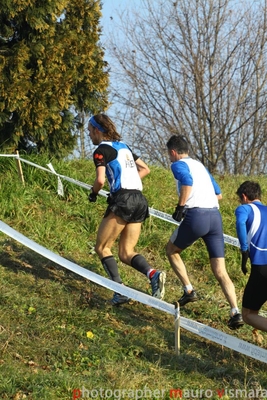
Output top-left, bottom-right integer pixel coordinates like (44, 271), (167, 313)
(0, 154), (240, 247)
(2, 154), (267, 364)
(0, 220), (266, 363)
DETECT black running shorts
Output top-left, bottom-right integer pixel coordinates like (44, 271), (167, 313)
(104, 189), (149, 223)
(242, 265), (267, 310)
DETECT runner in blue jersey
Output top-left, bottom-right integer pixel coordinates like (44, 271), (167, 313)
(88, 113), (166, 305)
(235, 181), (267, 332)
(166, 135), (243, 329)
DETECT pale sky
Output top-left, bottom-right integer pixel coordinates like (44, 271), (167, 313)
(101, 0), (141, 20)
(100, 0), (145, 114)
(101, 0), (144, 38)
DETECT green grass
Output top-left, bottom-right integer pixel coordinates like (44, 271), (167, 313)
(0, 155), (267, 399)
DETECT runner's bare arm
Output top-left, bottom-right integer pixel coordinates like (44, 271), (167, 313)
(135, 158), (150, 179)
(92, 165), (106, 194)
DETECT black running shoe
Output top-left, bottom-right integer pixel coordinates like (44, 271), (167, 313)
(110, 292), (130, 306)
(178, 290), (198, 306)
(227, 313), (244, 330)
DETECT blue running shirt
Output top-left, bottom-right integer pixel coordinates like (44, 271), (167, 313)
(93, 141), (142, 194)
(235, 201), (267, 265)
(171, 157), (221, 208)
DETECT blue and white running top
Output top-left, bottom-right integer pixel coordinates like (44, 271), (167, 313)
(93, 141), (142, 194)
(235, 201), (267, 265)
(171, 157), (221, 208)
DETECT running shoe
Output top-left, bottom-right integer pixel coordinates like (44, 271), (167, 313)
(178, 290), (198, 306)
(150, 271), (166, 299)
(110, 292), (130, 306)
(227, 313), (244, 330)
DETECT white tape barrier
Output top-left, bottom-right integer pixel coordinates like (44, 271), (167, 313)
(0, 221), (173, 316)
(47, 163), (64, 197)
(181, 319), (267, 364)
(0, 154), (240, 248)
(0, 220), (266, 364)
(0, 154), (99, 193)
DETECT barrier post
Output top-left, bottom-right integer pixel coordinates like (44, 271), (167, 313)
(174, 301), (180, 355)
(15, 150), (25, 186)
(47, 163), (64, 196)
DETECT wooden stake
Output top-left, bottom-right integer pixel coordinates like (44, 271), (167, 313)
(174, 301), (180, 355)
(15, 150), (25, 186)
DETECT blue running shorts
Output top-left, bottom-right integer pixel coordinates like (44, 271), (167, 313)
(170, 207), (225, 258)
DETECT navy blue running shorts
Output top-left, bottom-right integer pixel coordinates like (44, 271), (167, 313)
(170, 207), (225, 258)
(242, 265), (267, 310)
(104, 189), (149, 223)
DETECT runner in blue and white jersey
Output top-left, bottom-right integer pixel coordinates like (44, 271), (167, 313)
(166, 134), (243, 330)
(88, 113), (165, 305)
(235, 180), (267, 332)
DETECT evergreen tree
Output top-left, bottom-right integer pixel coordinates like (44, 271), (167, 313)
(0, 0), (108, 157)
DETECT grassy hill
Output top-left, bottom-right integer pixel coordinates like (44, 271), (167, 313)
(0, 154), (266, 400)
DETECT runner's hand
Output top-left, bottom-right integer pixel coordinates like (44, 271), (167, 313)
(88, 190), (97, 202)
(241, 250), (249, 275)
(172, 205), (185, 222)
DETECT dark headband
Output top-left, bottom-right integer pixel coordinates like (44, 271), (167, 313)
(89, 116), (106, 132)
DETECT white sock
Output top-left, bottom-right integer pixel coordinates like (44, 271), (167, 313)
(231, 307), (239, 316)
(184, 284), (193, 293)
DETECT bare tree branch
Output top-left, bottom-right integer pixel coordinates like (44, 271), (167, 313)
(106, 0), (267, 173)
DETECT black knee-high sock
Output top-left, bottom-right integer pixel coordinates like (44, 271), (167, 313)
(101, 256), (122, 283)
(131, 254), (151, 276)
